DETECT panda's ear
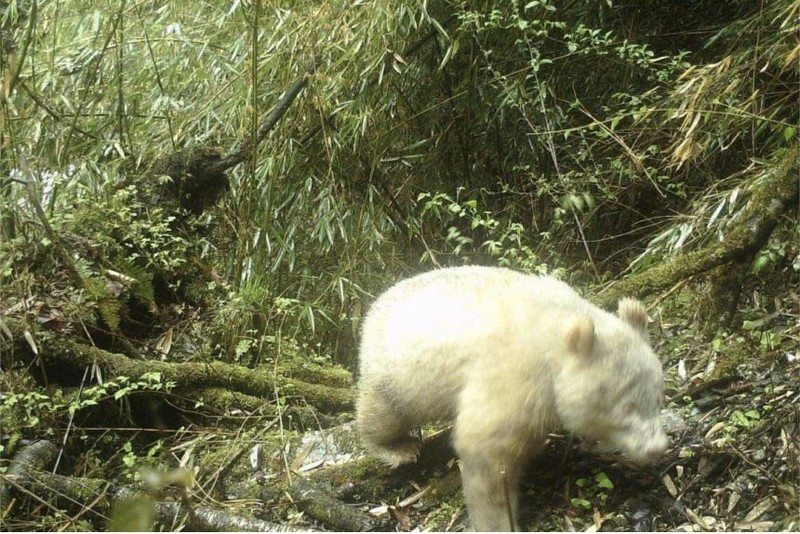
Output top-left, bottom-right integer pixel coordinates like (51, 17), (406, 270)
(566, 315), (595, 356)
(617, 298), (649, 336)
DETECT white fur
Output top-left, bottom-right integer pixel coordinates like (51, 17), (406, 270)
(356, 266), (668, 531)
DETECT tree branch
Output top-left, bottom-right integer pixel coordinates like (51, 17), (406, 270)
(208, 62), (318, 176)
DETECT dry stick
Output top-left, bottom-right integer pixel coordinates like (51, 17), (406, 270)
(67, 489), (112, 530)
(1, 473), (67, 518)
(273, 332), (294, 487)
(18, 82), (98, 140)
(363, 158), (412, 236)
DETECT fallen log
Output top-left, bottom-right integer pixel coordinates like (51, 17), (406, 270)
(2, 317), (354, 414)
(51, 339), (354, 412)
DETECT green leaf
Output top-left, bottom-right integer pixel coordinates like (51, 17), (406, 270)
(744, 410), (760, 420)
(752, 254), (770, 273)
(141, 372), (162, 383)
(731, 410), (751, 427)
(570, 497), (591, 509)
(595, 472), (614, 489)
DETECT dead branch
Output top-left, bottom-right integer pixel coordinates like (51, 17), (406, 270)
(151, 499), (304, 532)
(306, 429), (459, 504)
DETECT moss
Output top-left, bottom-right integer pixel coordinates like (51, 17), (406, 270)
(276, 359), (354, 389)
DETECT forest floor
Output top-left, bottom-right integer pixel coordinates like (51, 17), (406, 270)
(1, 275), (797, 532)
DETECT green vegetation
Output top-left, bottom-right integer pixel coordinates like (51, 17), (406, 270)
(1, 0), (797, 530)
(572, 470), (614, 509)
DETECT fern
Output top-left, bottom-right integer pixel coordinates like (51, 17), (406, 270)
(98, 297), (122, 333)
(118, 261), (156, 307)
(85, 277), (122, 332)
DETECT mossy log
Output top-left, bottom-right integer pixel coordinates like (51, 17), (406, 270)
(2, 318), (354, 415)
(0, 439), (59, 509)
(596, 143), (799, 314)
(192, 387), (345, 429)
(48, 339), (354, 413)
